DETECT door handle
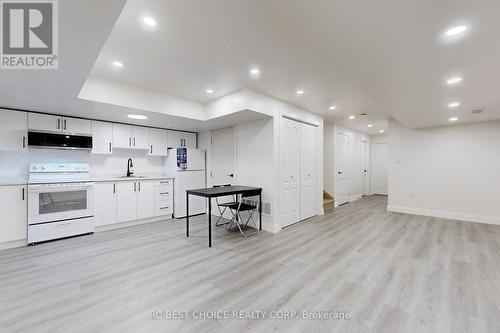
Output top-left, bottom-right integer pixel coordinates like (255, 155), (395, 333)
(22, 136), (26, 148)
(129, 137), (131, 147)
(57, 118), (60, 130)
(338, 171), (342, 174)
(63, 119), (67, 130)
(113, 183), (116, 193)
(227, 174), (234, 177)
(109, 142), (112, 152)
(134, 182), (136, 191)
(133, 137), (136, 146)
(22, 188), (25, 200)
(150, 145), (153, 154)
(138, 182), (141, 191)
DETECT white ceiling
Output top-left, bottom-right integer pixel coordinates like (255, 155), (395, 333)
(2, 0), (499, 134)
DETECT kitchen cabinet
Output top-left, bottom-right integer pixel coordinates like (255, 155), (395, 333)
(136, 181), (155, 219)
(149, 128), (168, 156)
(116, 181), (137, 223)
(0, 109), (27, 152)
(28, 113), (91, 135)
(91, 121), (113, 154)
(112, 124), (149, 150)
(94, 182), (117, 226)
(0, 185), (27, 243)
(167, 130), (196, 148)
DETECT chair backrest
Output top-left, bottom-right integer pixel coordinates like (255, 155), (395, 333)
(213, 184), (231, 188)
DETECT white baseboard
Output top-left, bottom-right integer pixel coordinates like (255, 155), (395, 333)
(387, 205), (500, 226)
(334, 194), (363, 207)
(96, 215), (174, 232)
(0, 239), (27, 251)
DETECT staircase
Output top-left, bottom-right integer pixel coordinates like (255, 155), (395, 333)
(323, 191), (334, 211)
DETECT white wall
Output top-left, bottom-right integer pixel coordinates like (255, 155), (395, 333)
(0, 149), (164, 179)
(388, 119), (500, 225)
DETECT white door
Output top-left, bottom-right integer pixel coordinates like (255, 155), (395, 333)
(28, 113), (61, 132)
(0, 185), (27, 242)
(91, 121), (113, 154)
(372, 142), (389, 195)
(280, 118), (301, 227)
(335, 132), (350, 205)
(360, 139), (368, 195)
(149, 128), (168, 156)
(137, 181), (155, 219)
(113, 124), (132, 149)
(94, 182), (117, 226)
(116, 181), (137, 222)
(211, 127), (236, 218)
(300, 123), (317, 220)
(62, 117), (91, 136)
(132, 126), (149, 149)
(0, 110), (27, 152)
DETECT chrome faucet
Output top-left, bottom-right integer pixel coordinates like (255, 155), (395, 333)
(127, 158), (134, 177)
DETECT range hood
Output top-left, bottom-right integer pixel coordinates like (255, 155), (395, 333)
(28, 131), (93, 150)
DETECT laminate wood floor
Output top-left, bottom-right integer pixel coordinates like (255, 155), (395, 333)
(1, 195), (500, 333)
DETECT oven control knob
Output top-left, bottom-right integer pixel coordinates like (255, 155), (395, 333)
(32, 166), (37, 170)
(41, 166), (46, 170)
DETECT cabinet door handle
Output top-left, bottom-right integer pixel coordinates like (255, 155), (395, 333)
(160, 192), (169, 195)
(160, 181), (169, 184)
(113, 183), (116, 193)
(133, 137), (136, 147)
(160, 207), (169, 210)
(150, 145), (153, 154)
(134, 182), (136, 191)
(109, 142), (112, 152)
(22, 136), (26, 148)
(138, 182), (141, 191)
(129, 137), (131, 147)
(57, 118), (60, 130)
(22, 188), (25, 200)
(63, 119), (67, 130)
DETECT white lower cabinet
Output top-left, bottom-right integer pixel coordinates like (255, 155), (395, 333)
(116, 181), (138, 223)
(137, 181), (155, 220)
(94, 182), (117, 226)
(103, 179), (173, 225)
(0, 185), (27, 243)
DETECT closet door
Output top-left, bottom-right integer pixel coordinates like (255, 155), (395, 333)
(280, 118), (301, 227)
(300, 123), (317, 220)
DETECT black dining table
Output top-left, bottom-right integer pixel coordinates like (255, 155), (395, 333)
(186, 185), (262, 247)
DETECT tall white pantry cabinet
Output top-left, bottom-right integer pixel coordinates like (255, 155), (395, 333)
(280, 117), (318, 228)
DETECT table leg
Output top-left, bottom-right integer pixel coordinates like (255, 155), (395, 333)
(208, 198), (212, 247)
(259, 193), (262, 231)
(186, 192), (189, 237)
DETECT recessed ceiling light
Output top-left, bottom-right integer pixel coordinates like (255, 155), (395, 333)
(205, 89), (214, 94)
(112, 61), (123, 68)
(446, 76), (462, 85)
(296, 90), (304, 95)
(449, 117), (459, 122)
(329, 105), (336, 110)
(379, 129), (385, 133)
(250, 68), (260, 75)
(367, 124), (373, 128)
(448, 102), (460, 108)
(128, 114), (148, 120)
(143, 17), (157, 26)
(445, 25), (467, 37)
(348, 115), (355, 120)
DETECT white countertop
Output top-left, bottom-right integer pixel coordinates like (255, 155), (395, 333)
(0, 175), (175, 186)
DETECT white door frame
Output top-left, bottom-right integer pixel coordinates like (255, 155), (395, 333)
(360, 138), (369, 196)
(371, 141), (389, 195)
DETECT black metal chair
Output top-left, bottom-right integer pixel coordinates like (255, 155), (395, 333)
(226, 189), (260, 237)
(213, 184), (237, 227)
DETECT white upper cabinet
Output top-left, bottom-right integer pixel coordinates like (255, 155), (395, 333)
(0, 110), (27, 152)
(132, 126), (149, 149)
(149, 128), (168, 156)
(28, 113), (60, 133)
(112, 124), (132, 149)
(167, 130), (196, 148)
(91, 121), (113, 154)
(27, 113), (91, 136)
(112, 124), (149, 150)
(62, 117), (91, 135)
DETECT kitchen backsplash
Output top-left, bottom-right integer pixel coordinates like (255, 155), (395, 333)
(0, 149), (165, 178)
